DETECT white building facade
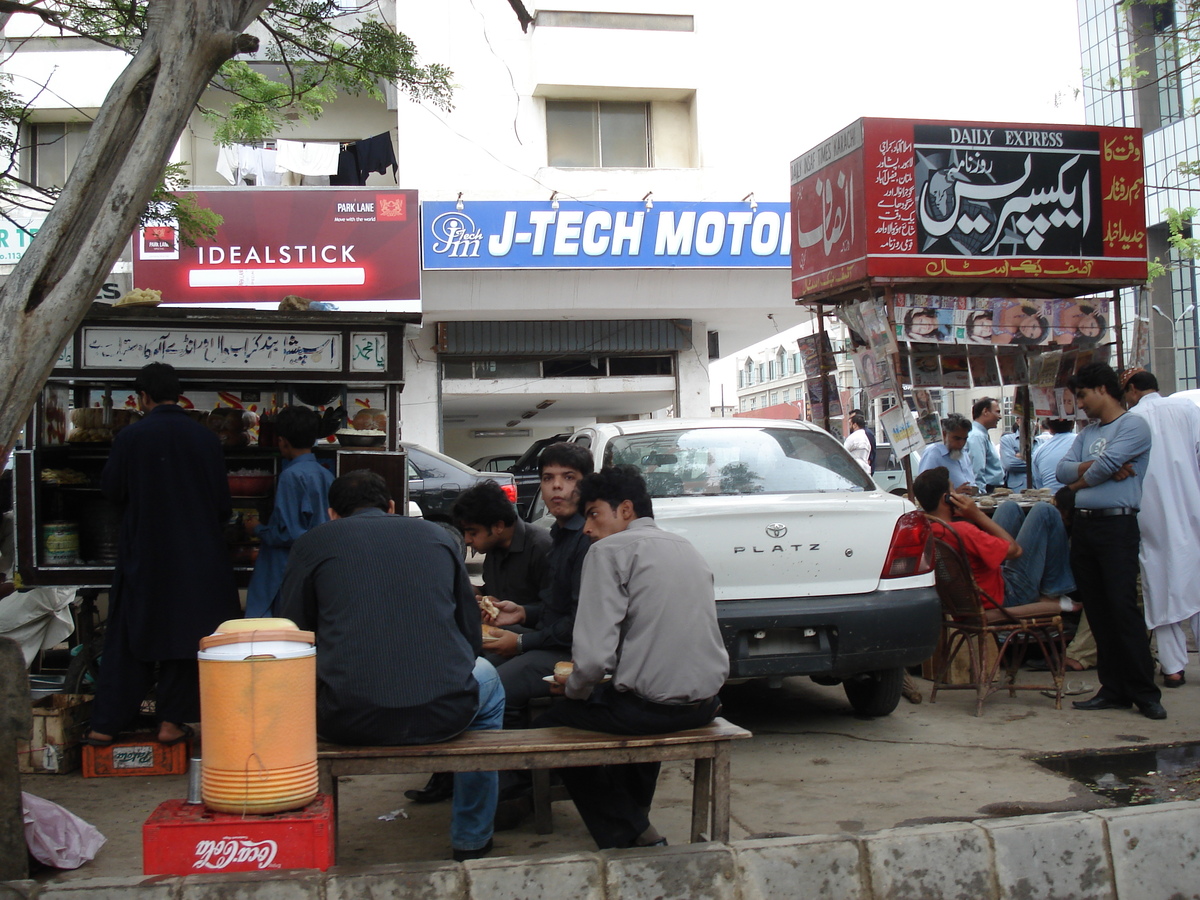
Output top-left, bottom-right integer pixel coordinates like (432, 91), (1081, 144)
(3, 2), (814, 461)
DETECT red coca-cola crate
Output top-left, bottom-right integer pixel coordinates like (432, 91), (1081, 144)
(142, 795), (335, 875)
(82, 732), (189, 778)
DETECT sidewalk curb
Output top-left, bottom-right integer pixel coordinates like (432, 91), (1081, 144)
(8, 800), (1200, 899)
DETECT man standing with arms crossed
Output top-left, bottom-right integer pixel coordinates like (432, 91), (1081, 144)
(1059, 363), (1165, 719)
(1123, 369), (1200, 687)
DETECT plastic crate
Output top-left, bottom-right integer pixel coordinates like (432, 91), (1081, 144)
(142, 795), (335, 875)
(17, 694), (93, 774)
(82, 731), (189, 777)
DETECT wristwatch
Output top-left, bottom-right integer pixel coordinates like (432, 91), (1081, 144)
(516, 634), (524, 654)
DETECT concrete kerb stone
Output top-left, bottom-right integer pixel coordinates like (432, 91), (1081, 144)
(1092, 800), (1200, 900)
(976, 811), (1114, 900)
(325, 860), (466, 900)
(177, 870), (324, 900)
(859, 820), (995, 900)
(602, 842), (739, 900)
(732, 833), (866, 900)
(10, 803), (1200, 899)
(463, 851), (602, 900)
(32, 876), (179, 900)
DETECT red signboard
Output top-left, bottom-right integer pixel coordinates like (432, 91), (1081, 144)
(132, 189), (421, 306)
(790, 118), (1147, 301)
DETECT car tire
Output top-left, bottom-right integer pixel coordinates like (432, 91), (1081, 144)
(843, 666), (904, 717)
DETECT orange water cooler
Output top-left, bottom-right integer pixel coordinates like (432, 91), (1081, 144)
(198, 618), (318, 814)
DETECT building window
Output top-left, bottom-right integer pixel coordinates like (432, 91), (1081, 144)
(546, 100), (650, 168)
(25, 122), (91, 189)
(782, 389), (790, 401)
(756, 364), (765, 383)
(769, 392), (779, 405)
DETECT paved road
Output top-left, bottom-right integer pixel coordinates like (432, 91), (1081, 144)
(22, 669), (1200, 882)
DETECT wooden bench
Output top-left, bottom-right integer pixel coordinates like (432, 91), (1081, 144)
(317, 717), (751, 843)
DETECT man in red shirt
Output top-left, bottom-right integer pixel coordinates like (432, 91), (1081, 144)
(913, 466), (1078, 620)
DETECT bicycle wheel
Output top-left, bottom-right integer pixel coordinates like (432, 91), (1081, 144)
(63, 636), (104, 694)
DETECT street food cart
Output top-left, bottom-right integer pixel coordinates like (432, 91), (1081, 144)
(788, 117), (1150, 487)
(13, 303), (418, 589)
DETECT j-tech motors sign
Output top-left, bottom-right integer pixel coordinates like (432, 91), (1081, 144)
(422, 200), (790, 269)
(132, 189), (420, 307)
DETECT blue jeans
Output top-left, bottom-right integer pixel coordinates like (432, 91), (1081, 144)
(451, 657), (504, 851)
(993, 501), (1076, 607)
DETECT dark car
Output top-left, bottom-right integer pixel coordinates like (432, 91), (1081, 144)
(468, 453), (521, 473)
(404, 442), (517, 523)
(509, 432), (573, 518)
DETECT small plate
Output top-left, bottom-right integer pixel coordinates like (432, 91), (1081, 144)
(482, 635), (500, 643)
(542, 674), (611, 683)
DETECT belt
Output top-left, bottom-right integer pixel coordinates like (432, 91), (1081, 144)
(1075, 507), (1138, 518)
(624, 691), (714, 711)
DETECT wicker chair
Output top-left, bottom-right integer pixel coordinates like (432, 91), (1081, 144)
(927, 517), (1066, 716)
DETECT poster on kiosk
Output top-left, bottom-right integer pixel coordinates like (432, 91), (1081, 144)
(790, 117), (1147, 301)
(132, 188), (421, 311)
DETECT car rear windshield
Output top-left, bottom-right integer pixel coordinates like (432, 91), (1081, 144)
(603, 427), (876, 497)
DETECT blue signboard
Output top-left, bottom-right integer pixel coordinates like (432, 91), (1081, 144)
(421, 200), (790, 270)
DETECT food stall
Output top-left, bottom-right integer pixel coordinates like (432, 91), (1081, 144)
(788, 117), (1150, 490)
(13, 302), (418, 588)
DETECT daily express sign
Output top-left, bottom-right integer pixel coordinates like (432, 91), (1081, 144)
(422, 201), (790, 270)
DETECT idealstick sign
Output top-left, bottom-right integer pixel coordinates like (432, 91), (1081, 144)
(132, 188), (421, 307)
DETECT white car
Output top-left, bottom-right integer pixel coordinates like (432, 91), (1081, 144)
(535, 418), (941, 716)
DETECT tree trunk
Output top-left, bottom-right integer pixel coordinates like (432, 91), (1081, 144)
(0, 0), (272, 463)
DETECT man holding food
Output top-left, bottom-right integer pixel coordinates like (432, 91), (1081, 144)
(538, 465), (728, 849)
(404, 479), (551, 805)
(279, 470), (503, 861)
(483, 442), (594, 726)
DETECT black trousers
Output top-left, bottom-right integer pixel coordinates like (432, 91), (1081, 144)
(533, 684), (720, 849)
(90, 608), (200, 734)
(1070, 515), (1160, 706)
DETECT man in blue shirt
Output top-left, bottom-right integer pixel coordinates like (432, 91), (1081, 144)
(1057, 363), (1164, 720)
(245, 406), (334, 617)
(967, 397), (1004, 492)
(1032, 419), (1076, 492)
(999, 426), (1028, 490)
(917, 413), (976, 494)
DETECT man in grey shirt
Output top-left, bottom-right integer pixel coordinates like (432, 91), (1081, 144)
(1057, 363), (1164, 720)
(537, 465), (729, 849)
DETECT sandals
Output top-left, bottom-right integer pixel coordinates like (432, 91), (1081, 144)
(1163, 672), (1186, 689)
(158, 723), (196, 746)
(83, 733), (115, 748)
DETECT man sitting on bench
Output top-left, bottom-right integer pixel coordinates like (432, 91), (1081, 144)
(279, 470), (505, 862)
(538, 465), (729, 849)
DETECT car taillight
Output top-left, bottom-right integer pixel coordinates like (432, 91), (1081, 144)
(880, 510), (933, 579)
(500, 482), (518, 504)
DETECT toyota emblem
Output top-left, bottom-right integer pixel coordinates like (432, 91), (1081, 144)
(765, 523), (787, 538)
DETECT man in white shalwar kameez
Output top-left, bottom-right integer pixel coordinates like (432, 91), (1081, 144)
(1124, 370), (1200, 686)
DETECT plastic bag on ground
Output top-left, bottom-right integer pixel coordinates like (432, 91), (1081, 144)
(22, 792), (106, 869)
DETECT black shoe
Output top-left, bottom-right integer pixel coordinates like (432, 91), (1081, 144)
(405, 772), (453, 804)
(1162, 672), (1186, 688)
(1137, 701), (1168, 720)
(452, 837), (493, 862)
(1072, 695), (1132, 711)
